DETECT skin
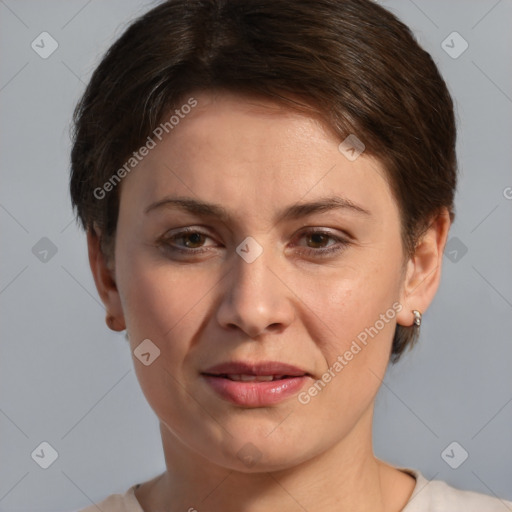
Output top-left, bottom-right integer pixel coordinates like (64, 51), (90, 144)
(88, 90), (451, 512)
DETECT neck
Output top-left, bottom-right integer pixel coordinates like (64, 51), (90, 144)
(137, 406), (414, 512)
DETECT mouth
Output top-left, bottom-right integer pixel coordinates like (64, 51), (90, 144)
(202, 360), (310, 378)
(204, 373), (302, 382)
(200, 361), (312, 406)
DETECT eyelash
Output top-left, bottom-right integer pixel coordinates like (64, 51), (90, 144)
(157, 227), (350, 258)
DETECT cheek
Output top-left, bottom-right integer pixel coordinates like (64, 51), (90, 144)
(116, 236), (214, 333)
(304, 256), (401, 351)
(295, 257), (401, 411)
(117, 253), (217, 419)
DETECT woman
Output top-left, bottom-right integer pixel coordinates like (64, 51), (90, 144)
(69, 0), (511, 510)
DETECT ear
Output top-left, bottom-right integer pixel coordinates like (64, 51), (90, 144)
(396, 209), (452, 327)
(86, 225), (126, 332)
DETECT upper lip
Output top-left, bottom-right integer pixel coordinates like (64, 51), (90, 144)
(202, 361), (309, 377)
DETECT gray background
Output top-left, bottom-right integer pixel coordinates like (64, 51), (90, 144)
(0, 0), (511, 510)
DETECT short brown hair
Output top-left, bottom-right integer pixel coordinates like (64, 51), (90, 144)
(69, 0), (457, 363)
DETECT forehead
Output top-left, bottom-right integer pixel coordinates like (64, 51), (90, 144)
(118, 90), (396, 223)
(165, 91), (339, 167)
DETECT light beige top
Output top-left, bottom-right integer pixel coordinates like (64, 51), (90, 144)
(75, 468), (512, 511)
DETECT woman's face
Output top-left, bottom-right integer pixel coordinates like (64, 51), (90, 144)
(111, 91), (410, 471)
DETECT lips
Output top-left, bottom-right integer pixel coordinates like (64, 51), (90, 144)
(201, 361), (311, 406)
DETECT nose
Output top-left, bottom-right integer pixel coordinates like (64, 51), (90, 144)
(215, 244), (296, 338)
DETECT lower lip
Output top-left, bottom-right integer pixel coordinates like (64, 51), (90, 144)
(202, 374), (310, 406)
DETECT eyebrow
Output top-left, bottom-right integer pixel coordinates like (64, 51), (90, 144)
(144, 195), (371, 222)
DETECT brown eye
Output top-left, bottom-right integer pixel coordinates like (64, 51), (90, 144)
(306, 232), (332, 248)
(157, 228), (218, 257)
(294, 229), (350, 257)
(179, 232), (207, 248)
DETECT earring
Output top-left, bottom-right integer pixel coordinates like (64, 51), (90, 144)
(412, 309), (422, 327)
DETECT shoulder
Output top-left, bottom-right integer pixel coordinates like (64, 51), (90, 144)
(73, 484), (143, 512)
(401, 468), (512, 512)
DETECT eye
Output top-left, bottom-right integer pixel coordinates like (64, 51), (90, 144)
(157, 227), (218, 255)
(156, 227), (351, 259)
(293, 229), (350, 257)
